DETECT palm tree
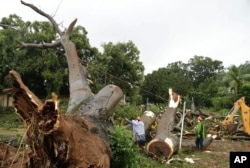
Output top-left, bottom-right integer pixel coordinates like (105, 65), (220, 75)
(223, 65), (250, 94)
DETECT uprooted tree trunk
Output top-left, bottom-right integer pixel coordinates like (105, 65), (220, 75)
(3, 70), (121, 167)
(17, 0), (98, 115)
(0, 1), (123, 167)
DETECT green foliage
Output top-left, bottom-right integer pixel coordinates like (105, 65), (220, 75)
(240, 84), (250, 105)
(141, 62), (193, 104)
(113, 104), (142, 124)
(187, 55), (224, 88)
(58, 97), (69, 114)
(2, 13), (250, 114)
(0, 107), (23, 129)
(130, 93), (143, 106)
(110, 126), (142, 168)
(211, 95), (236, 111)
(89, 41), (144, 97)
(147, 104), (159, 113)
(194, 77), (219, 107)
(0, 15), (97, 97)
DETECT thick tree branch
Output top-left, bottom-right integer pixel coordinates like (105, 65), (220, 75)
(21, 0), (63, 35)
(17, 40), (61, 50)
(65, 19), (77, 38)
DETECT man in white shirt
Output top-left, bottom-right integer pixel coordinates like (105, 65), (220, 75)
(126, 116), (145, 147)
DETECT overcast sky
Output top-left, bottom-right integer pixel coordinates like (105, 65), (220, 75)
(1, 0), (250, 74)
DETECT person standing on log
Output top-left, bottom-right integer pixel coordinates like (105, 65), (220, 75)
(195, 116), (206, 151)
(126, 116), (146, 148)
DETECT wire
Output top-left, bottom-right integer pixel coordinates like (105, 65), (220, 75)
(95, 69), (168, 103)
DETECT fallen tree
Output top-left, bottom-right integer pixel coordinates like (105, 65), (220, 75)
(146, 89), (217, 159)
(0, 1), (123, 167)
(146, 89), (181, 159)
(3, 70), (124, 167)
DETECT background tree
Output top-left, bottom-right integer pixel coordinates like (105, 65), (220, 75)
(0, 15), (26, 91)
(141, 61), (193, 104)
(89, 41), (144, 103)
(0, 15), (97, 98)
(187, 56), (224, 107)
(2, 14), (250, 112)
(217, 63), (250, 106)
(187, 55), (224, 88)
(224, 64), (250, 94)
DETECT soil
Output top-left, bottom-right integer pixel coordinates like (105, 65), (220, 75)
(191, 139), (250, 168)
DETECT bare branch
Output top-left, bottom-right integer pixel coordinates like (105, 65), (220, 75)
(65, 19), (78, 38)
(21, 0), (63, 35)
(17, 40), (61, 50)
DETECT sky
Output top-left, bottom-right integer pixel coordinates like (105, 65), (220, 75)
(1, 0), (250, 74)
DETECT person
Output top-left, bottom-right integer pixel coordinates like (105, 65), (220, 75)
(126, 116), (145, 147)
(195, 116), (206, 151)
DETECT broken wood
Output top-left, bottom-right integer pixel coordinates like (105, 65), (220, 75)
(2, 70), (122, 167)
(0, 1), (124, 167)
(141, 111), (156, 131)
(146, 89), (181, 159)
(180, 134), (217, 151)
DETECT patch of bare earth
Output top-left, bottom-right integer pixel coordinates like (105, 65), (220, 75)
(192, 139), (250, 168)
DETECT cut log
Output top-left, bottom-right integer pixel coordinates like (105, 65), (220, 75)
(180, 134), (217, 151)
(146, 89), (181, 159)
(141, 111), (156, 131)
(141, 111), (156, 141)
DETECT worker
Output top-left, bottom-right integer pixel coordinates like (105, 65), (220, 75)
(195, 116), (206, 151)
(126, 116), (145, 147)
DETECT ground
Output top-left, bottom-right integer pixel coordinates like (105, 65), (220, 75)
(183, 139), (250, 168)
(1, 128), (250, 168)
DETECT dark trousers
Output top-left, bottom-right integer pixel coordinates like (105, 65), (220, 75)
(195, 138), (204, 151)
(134, 140), (145, 147)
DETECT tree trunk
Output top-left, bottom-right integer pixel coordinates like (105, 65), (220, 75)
(180, 134), (217, 151)
(0, 1), (124, 167)
(141, 111), (156, 131)
(2, 70), (121, 167)
(146, 89), (180, 159)
(146, 90), (217, 159)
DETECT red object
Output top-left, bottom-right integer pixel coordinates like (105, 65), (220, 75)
(197, 116), (203, 121)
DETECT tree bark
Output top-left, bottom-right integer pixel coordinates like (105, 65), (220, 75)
(146, 90), (217, 159)
(19, 0), (94, 114)
(141, 111), (156, 131)
(0, 1), (124, 167)
(180, 134), (217, 151)
(2, 70), (120, 167)
(146, 89), (181, 159)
